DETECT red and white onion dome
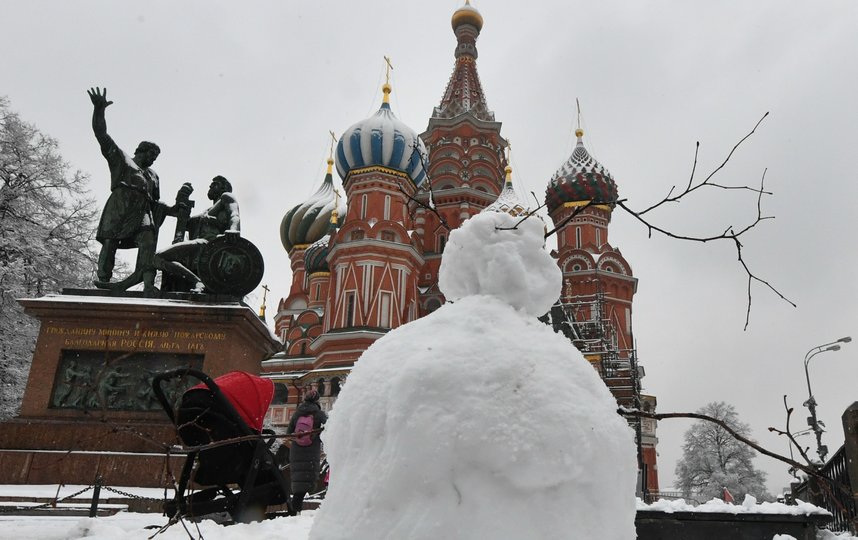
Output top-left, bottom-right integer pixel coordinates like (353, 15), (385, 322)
(545, 129), (618, 214)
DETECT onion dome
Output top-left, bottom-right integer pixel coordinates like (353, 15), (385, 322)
(484, 165), (529, 217)
(335, 83), (428, 187)
(304, 218), (338, 274)
(280, 158), (346, 252)
(304, 235), (331, 274)
(452, 0), (483, 32)
(545, 129), (618, 214)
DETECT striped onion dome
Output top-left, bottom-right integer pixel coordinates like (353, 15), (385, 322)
(304, 229), (334, 275)
(280, 159), (346, 253)
(335, 85), (428, 187)
(484, 166), (529, 217)
(545, 129), (618, 214)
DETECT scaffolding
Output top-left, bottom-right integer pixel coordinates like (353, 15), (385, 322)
(543, 277), (651, 498)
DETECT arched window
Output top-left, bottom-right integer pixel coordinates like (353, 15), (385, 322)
(331, 377), (341, 396)
(272, 383), (289, 405)
(317, 378), (326, 397)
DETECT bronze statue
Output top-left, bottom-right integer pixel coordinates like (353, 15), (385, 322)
(159, 175), (242, 292)
(88, 87), (262, 298)
(88, 87), (187, 295)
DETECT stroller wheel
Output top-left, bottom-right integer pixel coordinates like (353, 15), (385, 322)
(232, 502), (267, 523)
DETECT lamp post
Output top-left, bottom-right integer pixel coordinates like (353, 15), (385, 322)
(803, 336), (852, 464)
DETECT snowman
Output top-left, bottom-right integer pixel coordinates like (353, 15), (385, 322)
(310, 210), (637, 539)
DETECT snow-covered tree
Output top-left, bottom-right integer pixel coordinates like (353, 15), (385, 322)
(0, 97), (97, 419)
(676, 401), (772, 502)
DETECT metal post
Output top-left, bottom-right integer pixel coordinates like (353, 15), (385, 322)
(89, 475), (103, 518)
(840, 402), (858, 534)
(803, 337), (851, 464)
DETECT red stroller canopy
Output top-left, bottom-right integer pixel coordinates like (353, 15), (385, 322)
(191, 371), (274, 432)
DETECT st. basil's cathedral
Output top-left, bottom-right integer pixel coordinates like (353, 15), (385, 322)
(266, 2), (659, 496)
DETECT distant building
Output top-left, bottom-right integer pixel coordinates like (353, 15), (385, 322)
(266, 2), (658, 495)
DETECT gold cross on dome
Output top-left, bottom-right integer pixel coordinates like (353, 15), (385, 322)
(328, 130), (337, 160)
(384, 56), (394, 85)
(259, 284), (270, 318)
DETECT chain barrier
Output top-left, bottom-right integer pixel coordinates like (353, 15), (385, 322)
(100, 485), (168, 502)
(0, 483), (172, 514)
(0, 484), (94, 513)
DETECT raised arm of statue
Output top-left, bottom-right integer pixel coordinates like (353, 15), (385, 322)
(87, 87), (118, 160)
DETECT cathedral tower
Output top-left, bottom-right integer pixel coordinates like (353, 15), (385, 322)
(544, 127), (658, 495)
(312, 81), (426, 366)
(416, 1), (508, 314)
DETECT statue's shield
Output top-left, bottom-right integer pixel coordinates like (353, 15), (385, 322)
(197, 235), (264, 297)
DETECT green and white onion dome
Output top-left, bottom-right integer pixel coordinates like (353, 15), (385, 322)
(280, 159), (346, 253)
(304, 229), (334, 275)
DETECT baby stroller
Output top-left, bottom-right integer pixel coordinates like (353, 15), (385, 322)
(152, 368), (292, 523)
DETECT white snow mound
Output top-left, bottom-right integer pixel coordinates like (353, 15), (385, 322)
(310, 211), (637, 540)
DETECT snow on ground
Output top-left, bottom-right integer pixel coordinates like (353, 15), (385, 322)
(638, 494), (831, 516)
(0, 485), (855, 539)
(309, 211), (638, 540)
(0, 511), (315, 540)
(2, 509), (856, 540)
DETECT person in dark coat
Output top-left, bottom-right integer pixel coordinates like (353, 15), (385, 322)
(286, 389), (327, 514)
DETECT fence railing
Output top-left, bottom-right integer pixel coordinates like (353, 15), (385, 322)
(792, 444), (856, 533)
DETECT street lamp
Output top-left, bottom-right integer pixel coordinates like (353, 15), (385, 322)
(803, 336), (852, 463)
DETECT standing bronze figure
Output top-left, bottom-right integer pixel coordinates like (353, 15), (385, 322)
(88, 87), (185, 295)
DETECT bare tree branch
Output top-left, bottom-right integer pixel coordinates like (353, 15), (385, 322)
(638, 112), (771, 216)
(620, 407), (853, 504)
(768, 395), (814, 465)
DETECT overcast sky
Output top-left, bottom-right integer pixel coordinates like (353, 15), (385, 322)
(3, 0), (857, 495)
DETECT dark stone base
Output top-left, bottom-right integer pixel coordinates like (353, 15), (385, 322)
(635, 509), (832, 540)
(0, 417), (181, 487)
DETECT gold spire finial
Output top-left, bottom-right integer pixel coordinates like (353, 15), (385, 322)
(258, 284), (270, 319)
(331, 188), (341, 224)
(383, 56), (394, 104)
(575, 98), (584, 139)
(327, 131), (336, 173)
(504, 140), (513, 185)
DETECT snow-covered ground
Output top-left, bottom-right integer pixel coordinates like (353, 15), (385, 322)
(0, 485), (855, 539)
(1, 502), (855, 540)
(0, 510), (315, 540)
